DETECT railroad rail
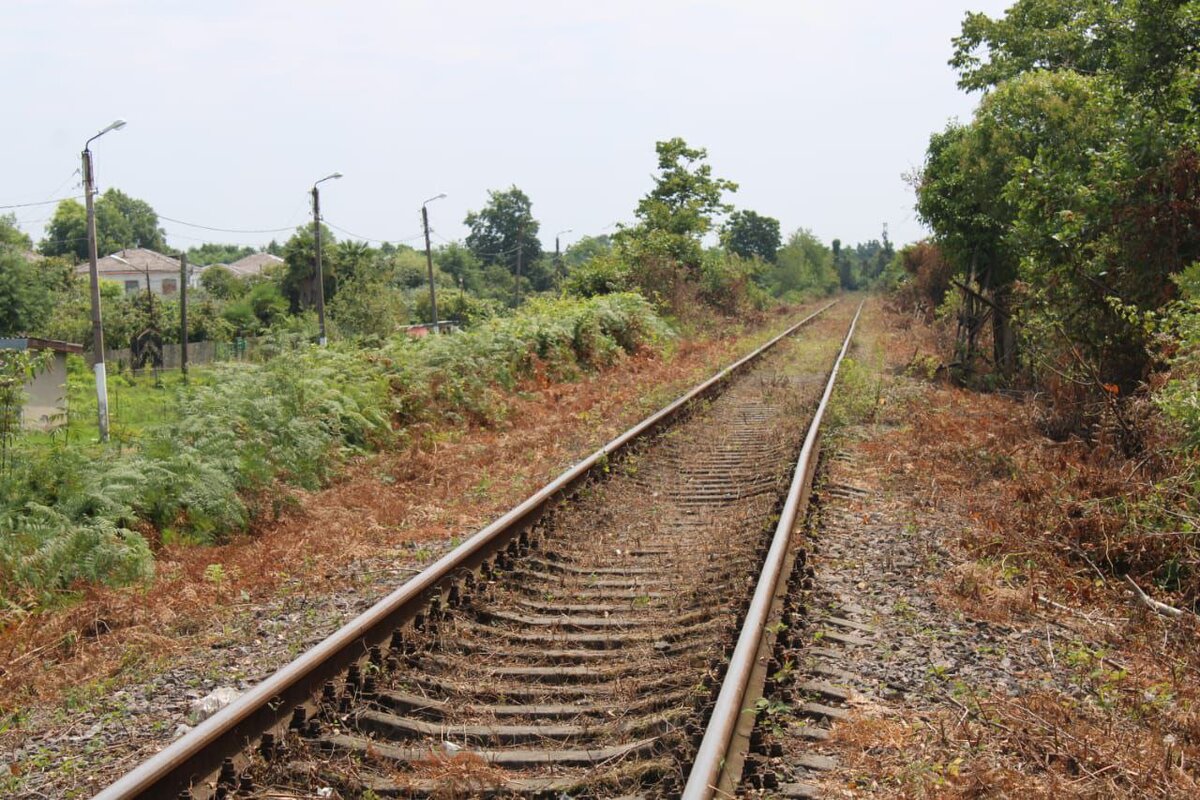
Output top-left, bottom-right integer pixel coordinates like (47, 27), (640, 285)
(94, 298), (858, 800)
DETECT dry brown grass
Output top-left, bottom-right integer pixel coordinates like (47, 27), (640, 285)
(0, 311), (806, 714)
(821, 303), (1200, 796)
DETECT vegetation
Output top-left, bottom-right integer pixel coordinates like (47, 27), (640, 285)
(899, 0), (1200, 610)
(0, 294), (668, 608)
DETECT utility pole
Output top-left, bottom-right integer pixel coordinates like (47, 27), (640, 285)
(311, 172), (342, 346)
(554, 229), (572, 289)
(514, 222), (525, 308)
(81, 119), (125, 441)
(180, 252), (189, 382)
(421, 193), (446, 333)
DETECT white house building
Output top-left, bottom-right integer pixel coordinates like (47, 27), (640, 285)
(77, 248), (185, 296)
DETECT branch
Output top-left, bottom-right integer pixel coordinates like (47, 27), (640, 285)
(1124, 575), (1189, 619)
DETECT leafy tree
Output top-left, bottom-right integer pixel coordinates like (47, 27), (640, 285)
(625, 137), (738, 268)
(435, 242), (483, 292)
(199, 264), (248, 300)
(722, 210), (781, 262)
(40, 189), (166, 260)
(186, 243), (255, 267)
(563, 235), (612, 269)
(0, 213), (32, 251)
(0, 249), (53, 335)
(761, 230), (838, 298)
(280, 223), (337, 313)
(464, 187), (543, 278)
(40, 200), (88, 260)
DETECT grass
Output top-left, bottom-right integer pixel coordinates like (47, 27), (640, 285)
(0, 294), (672, 610)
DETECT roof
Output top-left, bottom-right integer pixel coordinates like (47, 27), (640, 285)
(0, 337), (84, 354)
(76, 248), (182, 276)
(226, 252), (284, 277)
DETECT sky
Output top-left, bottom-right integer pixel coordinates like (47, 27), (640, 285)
(1, 0), (1010, 255)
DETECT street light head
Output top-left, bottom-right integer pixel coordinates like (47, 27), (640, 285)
(87, 119), (128, 147)
(331, 172), (343, 179)
(314, 172), (343, 188)
(423, 193), (447, 206)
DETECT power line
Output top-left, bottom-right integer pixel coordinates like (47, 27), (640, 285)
(0, 195), (84, 211)
(158, 214), (298, 234)
(324, 219), (425, 245)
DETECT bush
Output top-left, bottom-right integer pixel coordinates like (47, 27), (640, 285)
(0, 293), (671, 606)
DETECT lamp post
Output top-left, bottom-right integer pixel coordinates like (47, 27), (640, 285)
(421, 193), (446, 333)
(555, 228), (572, 288)
(311, 172), (342, 346)
(82, 118), (126, 442)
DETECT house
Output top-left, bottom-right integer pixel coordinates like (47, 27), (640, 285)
(226, 252), (284, 278)
(0, 337), (83, 430)
(76, 248), (185, 296)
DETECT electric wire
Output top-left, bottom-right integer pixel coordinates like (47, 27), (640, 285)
(323, 220), (425, 245)
(158, 215), (297, 235)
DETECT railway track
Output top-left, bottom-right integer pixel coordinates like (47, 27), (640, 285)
(94, 299), (862, 799)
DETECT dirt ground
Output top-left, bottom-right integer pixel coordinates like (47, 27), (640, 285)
(781, 299), (1200, 798)
(0, 305), (814, 800)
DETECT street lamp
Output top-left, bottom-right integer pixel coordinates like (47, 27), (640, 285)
(82, 118), (126, 442)
(421, 193), (447, 333)
(311, 172), (342, 346)
(555, 229), (573, 288)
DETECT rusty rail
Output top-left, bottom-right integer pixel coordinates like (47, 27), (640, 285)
(92, 299), (838, 800)
(681, 299), (864, 800)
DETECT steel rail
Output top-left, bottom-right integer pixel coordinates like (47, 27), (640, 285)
(681, 299), (864, 800)
(93, 299), (838, 800)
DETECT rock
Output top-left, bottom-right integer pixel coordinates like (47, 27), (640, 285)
(173, 724), (193, 740)
(189, 687), (241, 724)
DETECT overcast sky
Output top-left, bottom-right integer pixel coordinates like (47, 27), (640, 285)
(2, 0), (1009, 254)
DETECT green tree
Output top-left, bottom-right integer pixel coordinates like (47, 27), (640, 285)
(0, 213), (32, 251)
(722, 210), (781, 263)
(186, 243), (255, 266)
(199, 264), (248, 300)
(40, 200), (88, 260)
(280, 223), (337, 313)
(0, 249), (54, 335)
(626, 137), (738, 268)
(39, 189), (166, 261)
(464, 187), (543, 278)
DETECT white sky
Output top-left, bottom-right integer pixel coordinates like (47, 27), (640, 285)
(1, 0), (1009, 253)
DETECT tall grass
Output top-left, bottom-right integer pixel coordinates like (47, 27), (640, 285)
(0, 294), (669, 608)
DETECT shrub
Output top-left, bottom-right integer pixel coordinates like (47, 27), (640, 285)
(0, 293), (671, 606)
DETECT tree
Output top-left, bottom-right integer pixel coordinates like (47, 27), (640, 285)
(761, 230), (838, 298)
(626, 137), (738, 268)
(464, 187), (542, 276)
(39, 189), (166, 261)
(40, 200), (88, 260)
(186, 243), (255, 266)
(0, 213), (32, 251)
(0, 249), (53, 335)
(563, 235), (613, 269)
(199, 264), (248, 300)
(280, 223), (337, 313)
(722, 210), (781, 262)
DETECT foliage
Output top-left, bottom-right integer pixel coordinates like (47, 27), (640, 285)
(562, 252), (633, 298)
(198, 264), (248, 300)
(722, 210), (781, 263)
(0, 293), (671, 605)
(40, 189), (166, 261)
(186, 243), (255, 267)
(0, 250), (55, 336)
(890, 241), (954, 320)
(0, 214), (32, 251)
(759, 230), (839, 299)
(621, 137), (738, 269)
(464, 187), (545, 288)
(280, 223), (337, 313)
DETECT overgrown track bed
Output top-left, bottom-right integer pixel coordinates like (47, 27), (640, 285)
(95, 301), (859, 799)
